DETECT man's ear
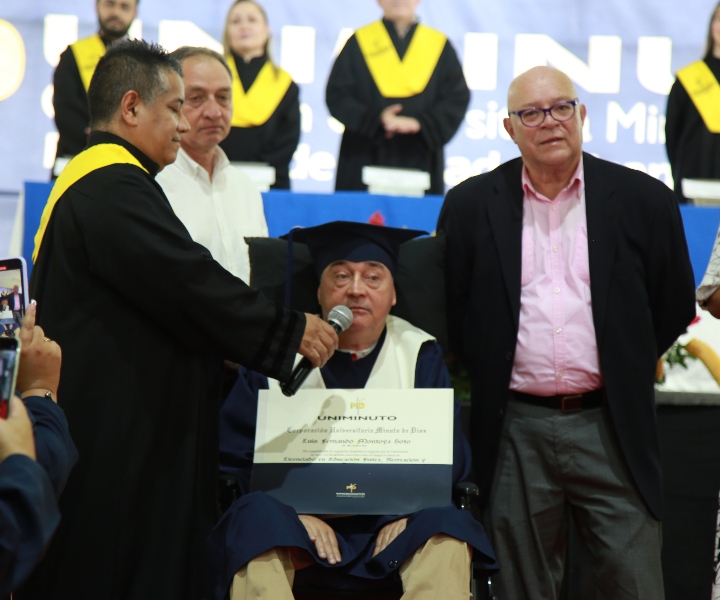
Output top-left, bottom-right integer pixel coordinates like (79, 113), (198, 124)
(119, 90), (142, 127)
(503, 117), (515, 142)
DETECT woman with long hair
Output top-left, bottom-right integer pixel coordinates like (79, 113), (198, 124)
(219, 0), (301, 189)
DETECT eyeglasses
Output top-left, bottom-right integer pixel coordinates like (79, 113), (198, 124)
(508, 99), (579, 128)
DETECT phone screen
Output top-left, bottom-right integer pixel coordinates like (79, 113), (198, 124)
(0, 257), (28, 340)
(0, 338), (19, 419)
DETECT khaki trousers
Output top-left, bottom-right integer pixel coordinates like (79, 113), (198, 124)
(229, 533), (471, 600)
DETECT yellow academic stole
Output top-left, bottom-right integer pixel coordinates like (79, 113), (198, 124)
(33, 144), (147, 262)
(677, 61), (720, 133)
(355, 21), (446, 98)
(227, 56), (292, 127)
(70, 34), (106, 92)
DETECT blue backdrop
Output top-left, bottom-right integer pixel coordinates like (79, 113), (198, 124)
(0, 0), (717, 193)
(23, 182), (720, 289)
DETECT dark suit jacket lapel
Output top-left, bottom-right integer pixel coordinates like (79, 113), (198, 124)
(583, 152), (618, 347)
(487, 158), (524, 325)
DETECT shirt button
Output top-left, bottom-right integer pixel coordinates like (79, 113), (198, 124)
(553, 246), (558, 252)
(557, 372), (563, 378)
(506, 351), (513, 360)
(552, 205), (557, 211)
(388, 559), (398, 569)
(554, 287), (560, 294)
(555, 327), (562, 333)
(497, 409), (504, 418)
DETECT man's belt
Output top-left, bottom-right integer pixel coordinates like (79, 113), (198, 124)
(510, 388), (606, 413)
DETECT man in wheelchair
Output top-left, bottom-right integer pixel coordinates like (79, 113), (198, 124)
(207, 221), (497, 599)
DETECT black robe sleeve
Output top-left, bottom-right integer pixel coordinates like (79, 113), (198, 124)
(52, 47), (90, 158)
(256, 82), (301, 183)
(664, 78), (689, 181)
(52, 165), (305, 380)
(326, 35), (386, 138)
(412, 43), (470, 152)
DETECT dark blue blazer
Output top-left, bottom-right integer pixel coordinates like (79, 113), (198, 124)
(0, 396), (77, 596)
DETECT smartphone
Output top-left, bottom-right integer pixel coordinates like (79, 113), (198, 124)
(0, 256), (28, 320)
(0, 336), (19, 419)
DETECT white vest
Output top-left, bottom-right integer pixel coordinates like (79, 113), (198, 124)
(270, 316), (435, 390)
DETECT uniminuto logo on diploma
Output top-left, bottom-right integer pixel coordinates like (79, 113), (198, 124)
(336, 482), (366, 499)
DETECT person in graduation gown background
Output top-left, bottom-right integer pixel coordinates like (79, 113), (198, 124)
(219, 0), (301, 189)
(326, 0), (470, 196)
(19, 41), (337, 600)
(665, 1), (720, 203)
(208, 221), (497, 600)
(52, 0), (139, 175)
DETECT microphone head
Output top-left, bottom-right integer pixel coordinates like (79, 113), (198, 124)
(327, 305), (353, 333)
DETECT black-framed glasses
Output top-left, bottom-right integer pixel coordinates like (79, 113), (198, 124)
(508, 99), (579, 128)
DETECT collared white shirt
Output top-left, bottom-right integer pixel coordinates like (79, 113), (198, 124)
(157, 147), (268, 282)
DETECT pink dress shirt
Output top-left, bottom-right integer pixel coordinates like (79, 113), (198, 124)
(509, 159), (604, 396)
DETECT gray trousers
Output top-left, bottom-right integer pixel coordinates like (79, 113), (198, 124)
(483, 399), (664, 600)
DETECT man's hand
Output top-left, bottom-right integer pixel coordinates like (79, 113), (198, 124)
(372, 517), (408, 557)
(298, 514), (342, 564)
(298, 314), (338, 368)
(0, 398), (36, 462)
(381, 104), (421, 139)
(16, 302), (61, 402)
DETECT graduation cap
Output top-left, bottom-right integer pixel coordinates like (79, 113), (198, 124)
(283, 221), (428, 277)
(246, 222), (449, 352)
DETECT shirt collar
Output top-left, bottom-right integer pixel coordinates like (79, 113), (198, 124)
(87, 131), (160, 175)
(521, 157), (585, 203)
(173, 146), (229, 178)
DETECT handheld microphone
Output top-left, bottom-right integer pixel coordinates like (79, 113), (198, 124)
(281, 305), (353, 397)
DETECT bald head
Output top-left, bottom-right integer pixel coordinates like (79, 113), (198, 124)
(507, 66), (578, 110)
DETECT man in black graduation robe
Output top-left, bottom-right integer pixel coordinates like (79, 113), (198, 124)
(52, 0), (138, 171)
(18, 41), (337, 600)
(326, 1), (470, 195)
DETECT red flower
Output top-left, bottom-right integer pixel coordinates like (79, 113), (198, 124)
(367, 210), (386, 226)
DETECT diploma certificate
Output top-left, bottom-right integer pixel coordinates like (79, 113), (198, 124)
(250, 388), (454, 514)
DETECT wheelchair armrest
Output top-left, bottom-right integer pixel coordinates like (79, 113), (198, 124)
(453, 480), (480, 511)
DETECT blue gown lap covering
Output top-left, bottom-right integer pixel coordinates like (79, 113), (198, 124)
(207, 336), (497, 600)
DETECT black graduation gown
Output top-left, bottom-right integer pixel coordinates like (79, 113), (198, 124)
(208, 336), (497, 600)
(326, 20), (470, 196)
(219, 54), (301, 190)
(52, 41), (107, 161)
(17, 132), (305, 600)
(665, 55), (720, 203)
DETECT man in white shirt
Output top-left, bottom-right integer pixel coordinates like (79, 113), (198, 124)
(157, 47), (268, 282)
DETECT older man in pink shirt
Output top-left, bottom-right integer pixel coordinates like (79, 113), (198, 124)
(438, 66), (696, 599)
